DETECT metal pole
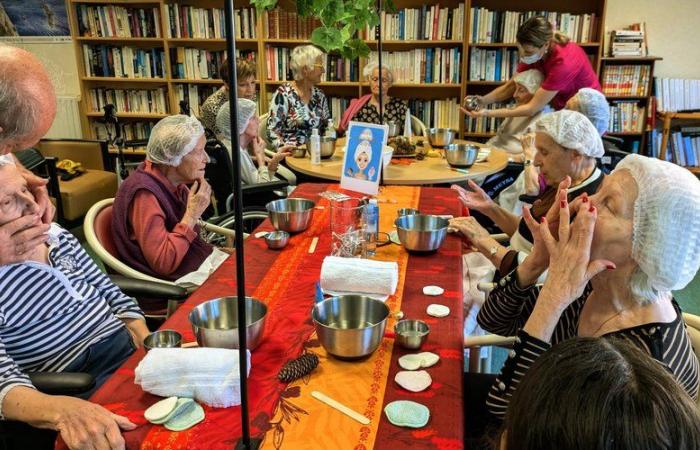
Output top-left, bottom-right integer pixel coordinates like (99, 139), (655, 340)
(376, 0), (384, 124)
(223, 1), (255, 449)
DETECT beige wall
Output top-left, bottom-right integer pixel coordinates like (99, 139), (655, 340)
(605, 0), (700, 78)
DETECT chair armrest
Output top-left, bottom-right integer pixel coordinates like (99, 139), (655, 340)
(108, 275), (190, 299)
(490, 233), (509, 243)
(463, 334), (516, 348)
(28, 372), (96, 396)
(241, 179), (289, 195)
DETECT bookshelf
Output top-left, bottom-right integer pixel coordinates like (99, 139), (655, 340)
(67, 0), (608, 141)
(654, 111), (700, 174)
(599, 55), (661, 153)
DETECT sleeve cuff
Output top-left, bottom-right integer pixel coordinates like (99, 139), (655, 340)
(499, 269), (536, 295)
(0, 382), (35, 420)
(173, 223), (198, 241)
(116, 310), (146, 321)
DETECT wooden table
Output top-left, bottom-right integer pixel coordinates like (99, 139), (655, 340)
(74, 183), (465, 450)
(286, 137), (509, 185)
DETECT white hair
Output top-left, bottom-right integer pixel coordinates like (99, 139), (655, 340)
(289, 45), (324, 81)
(362, 62), (394, 83)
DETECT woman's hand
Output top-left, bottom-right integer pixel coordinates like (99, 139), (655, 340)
(451, 181), (495, 214)
(460, 107), (489, 118)
(449, 216), (491, 244)
(519, 133), (536, 160)
(268, 145), (293, 172)
(252, 136), (267, 157)
(53, 396), (136, 450)
(184, 179), (211, 223)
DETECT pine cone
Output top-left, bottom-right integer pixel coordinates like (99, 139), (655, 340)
(278, 353), (320, 383)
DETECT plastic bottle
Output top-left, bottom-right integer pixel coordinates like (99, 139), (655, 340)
(364, 199), (378, 257)
(309, 128), (321, 165)
(325, 119), (337, 140)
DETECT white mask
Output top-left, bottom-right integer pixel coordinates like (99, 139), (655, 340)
(520, 51), (543, 65)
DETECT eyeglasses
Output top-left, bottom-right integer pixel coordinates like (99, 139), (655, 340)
(313, 63), (325, 69)
(370, 77), (391, 84)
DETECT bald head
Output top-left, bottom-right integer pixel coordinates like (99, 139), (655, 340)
(0, 45), (57, 154)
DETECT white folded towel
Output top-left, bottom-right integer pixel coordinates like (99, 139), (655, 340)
(320, 256), (398, 299)
(134, 348), (251, 408)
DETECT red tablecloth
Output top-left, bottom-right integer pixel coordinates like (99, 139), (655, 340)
(71, 183), (464, 450)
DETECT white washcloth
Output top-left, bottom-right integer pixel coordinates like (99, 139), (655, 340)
(175, 248), (229, 288)
(134, 348), (251, 408)
(320, 256), (398, 300)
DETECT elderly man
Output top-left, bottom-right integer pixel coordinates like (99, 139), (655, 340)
(0, 45), (57, 265)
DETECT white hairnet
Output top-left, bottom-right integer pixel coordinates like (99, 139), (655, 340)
(146, 115), (204, 166)
(513, 69), (544, 94)
(535, 110), (604, 158)
(614, 154), (700, 293)
(569, 88), (610, 135)
(216, 99), (257, 140)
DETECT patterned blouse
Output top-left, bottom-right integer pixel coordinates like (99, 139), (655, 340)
(477, 272), (699, 418)
(199, 87), (228, 136)
(354, 97), (408, 133)
(266, 83), (330, 147)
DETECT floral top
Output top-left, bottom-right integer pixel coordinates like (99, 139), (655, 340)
(353, 97), (408, 134)
(266, 83), (330, 146)
(199, 87), (229, 136)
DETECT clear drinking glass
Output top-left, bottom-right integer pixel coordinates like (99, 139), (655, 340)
(330, 198), (366, 257)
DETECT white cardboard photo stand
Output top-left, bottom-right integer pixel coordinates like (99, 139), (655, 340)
(340, 121), (388, 196)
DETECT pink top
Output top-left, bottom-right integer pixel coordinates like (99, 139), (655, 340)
(128, 161), (198, 276)
(517, 41), (601, 110)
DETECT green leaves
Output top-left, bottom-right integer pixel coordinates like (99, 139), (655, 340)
(311, 27), (343, 53)
(250, 0), (278, 14)
(340, 38), (371, 59)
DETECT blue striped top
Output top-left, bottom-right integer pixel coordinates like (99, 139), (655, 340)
(0, 224), (143, 413)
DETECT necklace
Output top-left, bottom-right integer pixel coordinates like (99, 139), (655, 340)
(590, 310), (625, 336)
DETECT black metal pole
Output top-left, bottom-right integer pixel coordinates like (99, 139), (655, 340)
(223, 2), (253, 449)
(377, 0), (384, 124)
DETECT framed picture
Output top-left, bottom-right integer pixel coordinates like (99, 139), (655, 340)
(0, 0), (70, 37)
(340, 121), (388, 196)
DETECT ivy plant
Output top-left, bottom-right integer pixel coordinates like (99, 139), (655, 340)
(251, 0), (395, 59)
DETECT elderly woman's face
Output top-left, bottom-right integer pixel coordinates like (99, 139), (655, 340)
(513, 83), (534, 105)
(370, 68), (392, 97)
(585, 170), (636, 264)
(237, 76), (256, 101)
(175, 135), (208, 183)
(304, 56), (324, 84)
(0, 164), (40, 227)
(244, 114), (259, 138)
(533, 133), (581, 186)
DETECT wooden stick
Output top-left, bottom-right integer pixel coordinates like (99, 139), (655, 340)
(308, 236), (319, 253)
(311, 391), (370, 425)
(181, 341), (199, 348)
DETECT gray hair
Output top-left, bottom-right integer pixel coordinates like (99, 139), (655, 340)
(0, 69), (40, 150)
(629, 266), (668, 304)
(362, 62), (394, 83)
(289, 45), (324, 81)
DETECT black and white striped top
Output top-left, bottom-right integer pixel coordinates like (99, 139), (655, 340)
(477, 271), (700, 418)
(0, 224), (143, 413)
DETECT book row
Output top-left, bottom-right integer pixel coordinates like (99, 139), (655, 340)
(654, 78), (700, 112)
(76, 5), (161, 38)
(369, 48), (462, 84)
(82, 45), (166, 79)
(408, 98), (461, 130)
(464, 103), (510, 133)
(367, 4), (465, 41)
(608, 101), (645, 133)
(649, 128), (700, 167)
(171, 48), (255, 80)
(89, 88), (168, 114)
(601, 65), (651, 97)
(264, 48), (359, 82)
(165, 5), (256, 39)
(468, 48), (518, 82)
(264, 9), (322, 40)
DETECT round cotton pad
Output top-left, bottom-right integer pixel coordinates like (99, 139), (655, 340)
(395, 370), (432, 392)
(427, 304), (450, 317)
(164, 401), (205, 431)
(398, 354), (423, 371)
(422, 285), (444, 296)
(144, 396), (178, 424)
(384, 400), (430, 428)
(417, 352), (440, 368)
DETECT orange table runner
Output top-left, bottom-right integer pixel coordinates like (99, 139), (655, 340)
(72, 183), (464, 450)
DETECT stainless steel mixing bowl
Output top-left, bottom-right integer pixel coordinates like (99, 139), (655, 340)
(144, 330), (182, 352)
(266, 198), (315, 233)
(189, 297), (267, 350)
(394, 320), (430, 350)
(319, 137), (336, 159)
(445, 144), (479, 168)
(394, 214), (449, 252)
(425, 128), (457, 147)
(312, 295), (390, 359)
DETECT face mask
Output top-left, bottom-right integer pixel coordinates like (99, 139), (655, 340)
(520, 51), (543, 65)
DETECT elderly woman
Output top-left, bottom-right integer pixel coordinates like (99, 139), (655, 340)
(113, 115), (228, 283)
(266, 45), (331, 146)
(217, 99), (292, 185)
(338, 62), (408, 135)
(451, 110), (604, 276)
(476, 153), (700, 425)
(0, 158), (148, 449)
(199, 58), (257, 136)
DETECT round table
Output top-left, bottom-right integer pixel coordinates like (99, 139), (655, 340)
(285, 137), (509, 185)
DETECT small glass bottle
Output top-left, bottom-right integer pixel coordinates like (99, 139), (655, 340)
(364, 199), (379, 257)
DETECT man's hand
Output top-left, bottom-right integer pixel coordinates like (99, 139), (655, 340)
(0, 214), (50, 265)
(53, 396), (136, 450)
(20, 165), (55, 224)
(122, 318), (149, 348)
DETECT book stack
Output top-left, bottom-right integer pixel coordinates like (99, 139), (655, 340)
(470, 9), (597, 43)
(608, 101), (645, 133)
(76, 5), (161, 38)
(654, 78), (700, 112)
(367, 4), (465, 41)
(265, 47), (291, 81)
(175, 85), (219, 117)
(602, 65), (651, 96)
(93, 121), (156, 142)
(165, 5), (256, 39)
(264, 9), (321, 39)
(170, 48), (255, 80)
(468, 48), (518, 82)
(323, 55), (359, 82)
(89, 88), (168, 114)
(369, 49), (461, 84)
(408, 98), (460, 129)
(610, 29), (645, 57)
(82, 45), (166, 78)
(464, 102), (512, 134)
(328, 97), (351, 128)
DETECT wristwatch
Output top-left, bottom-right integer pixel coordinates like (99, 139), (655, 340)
(489, 245), (499, 258)
(523, 159), (533, 166)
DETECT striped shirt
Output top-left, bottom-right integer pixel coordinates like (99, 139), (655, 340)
(0, 224), (143, 414)
(477, 271), (700, 418)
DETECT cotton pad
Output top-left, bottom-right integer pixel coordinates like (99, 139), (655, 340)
(422, 285), (444, 296)
(164, 400), (205, 431)
(384, 400), (430, 428)
(427, 304), (450, 317)
(395, 370), (432, 392)
(144, 397), (178, 424)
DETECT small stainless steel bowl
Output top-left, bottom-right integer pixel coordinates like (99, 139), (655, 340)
(319, 137), (336, 159)
(394, 214), (449, 252)
(426, 128), (457, 147)
(291, 146), (306, 158)
(266, 198), (315, 233)
(189, 297), (267, 350)
(144, 330), (182, 352)
(445, 144), (479, 168)
(397, 208), (419, 217)
(394, 320), (430, 350)
(312, 295), (390, 360)
(264, 230), (289, 249)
